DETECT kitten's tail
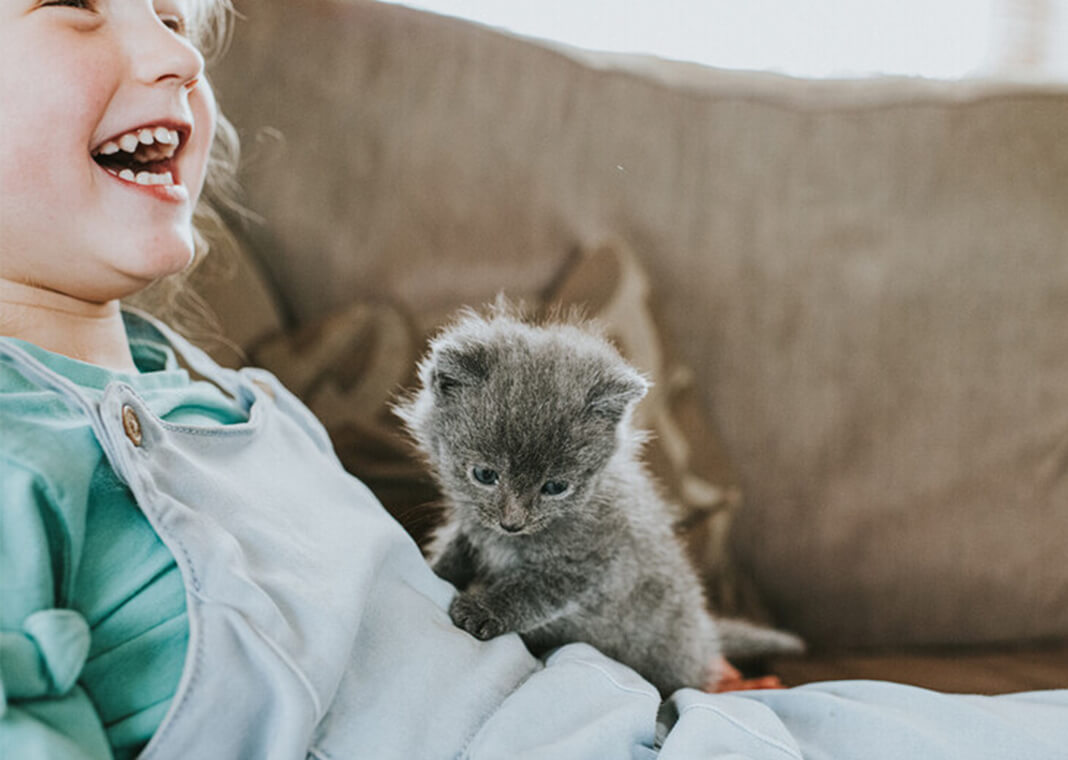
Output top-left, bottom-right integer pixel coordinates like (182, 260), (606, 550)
(716, 618), (806, 661)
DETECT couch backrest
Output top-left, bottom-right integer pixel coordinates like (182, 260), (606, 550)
(208, 0), (1068, 649)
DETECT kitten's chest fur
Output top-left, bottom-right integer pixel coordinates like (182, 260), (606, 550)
(444, 469), (718, 694)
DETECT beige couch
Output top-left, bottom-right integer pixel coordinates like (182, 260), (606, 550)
(197, 0), (1068, 692)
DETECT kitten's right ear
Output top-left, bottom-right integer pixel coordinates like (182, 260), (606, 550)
(428, 342), (492, 399)
(584, 366), (649, 422)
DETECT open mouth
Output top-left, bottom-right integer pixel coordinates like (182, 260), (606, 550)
(91, 125), (185, 187)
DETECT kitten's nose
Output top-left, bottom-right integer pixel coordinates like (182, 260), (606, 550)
(499, 499), (526, 533)
(499, 517), (525, 533)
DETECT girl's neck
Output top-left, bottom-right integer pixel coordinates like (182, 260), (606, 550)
(0, 279), (137, 371)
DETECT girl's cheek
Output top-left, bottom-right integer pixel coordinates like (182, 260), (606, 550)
(187, 80), (218, 198)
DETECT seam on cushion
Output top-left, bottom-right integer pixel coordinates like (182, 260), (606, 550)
(677, 702), (803, 759)
(307, 745), (333, 760)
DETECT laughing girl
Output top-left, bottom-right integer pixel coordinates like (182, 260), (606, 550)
(2, 2), (1066, 759)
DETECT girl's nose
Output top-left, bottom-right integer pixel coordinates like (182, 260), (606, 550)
(127, 17), (204, 90)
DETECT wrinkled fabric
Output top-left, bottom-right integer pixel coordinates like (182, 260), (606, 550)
(1, 312), (1066, 759)
(658, 684), (1068, 759)
(0, 610), (90, 702)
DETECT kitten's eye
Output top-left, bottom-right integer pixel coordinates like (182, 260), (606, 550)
(471, 467), (500, 486)
(540, 480), (570, 496)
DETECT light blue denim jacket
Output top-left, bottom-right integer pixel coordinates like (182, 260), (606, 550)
(1, 312), (1065, 760)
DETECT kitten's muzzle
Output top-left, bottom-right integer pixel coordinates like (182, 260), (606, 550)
(499, 517), (526, 534)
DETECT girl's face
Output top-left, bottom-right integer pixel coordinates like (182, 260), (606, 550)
(0, 0), (217, 304)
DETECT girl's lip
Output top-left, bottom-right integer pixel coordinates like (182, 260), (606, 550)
(93, 159), (189, 204)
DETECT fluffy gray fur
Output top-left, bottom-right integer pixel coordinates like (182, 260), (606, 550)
(395, 305), (796, 694)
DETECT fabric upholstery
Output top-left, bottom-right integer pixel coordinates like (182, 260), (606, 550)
(206, 0), (1068, 648)
(247, 240), (769, 623)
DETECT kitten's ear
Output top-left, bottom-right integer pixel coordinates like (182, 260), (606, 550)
(429, 342), (492, 399)
(584, 367), (649, 422)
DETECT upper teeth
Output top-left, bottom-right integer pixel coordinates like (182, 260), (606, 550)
(94, 126), (180, 158)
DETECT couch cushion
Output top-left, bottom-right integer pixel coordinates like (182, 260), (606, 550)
(772, 642), (1068, 695)
(209, 0), (1068, 648)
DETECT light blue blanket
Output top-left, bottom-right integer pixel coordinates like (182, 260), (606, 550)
(462, 642), (1068, 759)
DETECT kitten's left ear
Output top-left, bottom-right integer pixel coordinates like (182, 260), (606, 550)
(428, 342), (493, 399)
(584, 367), (649, 422)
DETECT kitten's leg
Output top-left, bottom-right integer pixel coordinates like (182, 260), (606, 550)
(449, 570), (585, 641)
(431, 531), (478, 590)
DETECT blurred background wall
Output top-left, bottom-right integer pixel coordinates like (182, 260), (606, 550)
(379, 0), (1068, 81)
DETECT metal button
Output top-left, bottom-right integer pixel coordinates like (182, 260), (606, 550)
(121, 404), (143, 447)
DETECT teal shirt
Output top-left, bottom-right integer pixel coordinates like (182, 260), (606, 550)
(0, 316), (245, 759)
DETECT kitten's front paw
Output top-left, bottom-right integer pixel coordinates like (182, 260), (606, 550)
(449, 593), (506, 640)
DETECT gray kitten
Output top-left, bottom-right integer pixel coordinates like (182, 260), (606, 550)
(395, 305), (800, 694)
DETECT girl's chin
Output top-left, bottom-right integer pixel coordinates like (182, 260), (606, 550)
(87, 244), (198, 302)
(133, 247), (196, 283)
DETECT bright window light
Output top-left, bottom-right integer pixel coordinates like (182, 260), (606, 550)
(378, 0), (1068, 80)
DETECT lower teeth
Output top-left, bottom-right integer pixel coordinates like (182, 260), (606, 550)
(109, 167), (174, 186)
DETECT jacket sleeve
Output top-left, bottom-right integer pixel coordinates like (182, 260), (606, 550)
(0, 459), (114, 759)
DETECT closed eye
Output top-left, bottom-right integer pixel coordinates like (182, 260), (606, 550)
(161, 16), (185, 33)
(40, 0), (182, 32)
(157, 10), (187, 34)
